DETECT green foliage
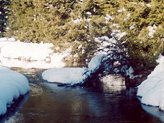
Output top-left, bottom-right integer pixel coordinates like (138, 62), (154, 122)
(4, 0), (164, 68)
(100, 0), (164, 70)
(0, 0), (10, 37)
(4, 0), (110, 65)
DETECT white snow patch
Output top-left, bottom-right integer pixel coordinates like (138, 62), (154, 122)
(0, 38), (71, 69)
(126, 67), (134, 79)
(105, 14), (113, 21)
(129, 23), (135, 30)
(137, 55), (164, 110)
(73, 18), (81, 24)
(42, 67), (89, 84)
(111, 31), (127, 40)
(96, 36), (117, 44)
(117, 7), (126, 13)
(42, 54), (106, 84)
(86, 12), (92, 15)
(147, 25), (157, 38)
(0, 42), (53, 61)
(88, 54), (105, 73)
(124, 13), (131, 21)
(0, 66), (29, 115)
(146, 4), (151, 7)
(156, 54), (164, 64)
(94, 36), (118, 55)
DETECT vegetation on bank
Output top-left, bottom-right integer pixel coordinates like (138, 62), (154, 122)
(1, 0), (164, 71)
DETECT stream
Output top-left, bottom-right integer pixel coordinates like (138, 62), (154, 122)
(0, 69), (164, 123)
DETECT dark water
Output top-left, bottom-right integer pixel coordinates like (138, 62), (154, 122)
(0, 83), (163, 123)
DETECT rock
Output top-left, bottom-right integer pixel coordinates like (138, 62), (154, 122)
(30, 83), (43, 96)
(100, 74), (126, 91)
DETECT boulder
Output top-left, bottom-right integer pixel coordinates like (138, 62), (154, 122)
(100, 74), (126, 91)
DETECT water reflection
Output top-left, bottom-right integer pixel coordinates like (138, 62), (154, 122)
(1, 84), (164, 123)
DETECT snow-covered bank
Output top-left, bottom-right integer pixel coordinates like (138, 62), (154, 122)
(137, 54), (164, 110)
(42, 54), (105, 85)
(0, 38), (70, 69)
(0, 66), (29, 115)
(42, 67), (89, 84)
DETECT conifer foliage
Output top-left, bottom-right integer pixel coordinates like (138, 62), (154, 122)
(0, 0), (9, 36)
(3, 0), (164, 68)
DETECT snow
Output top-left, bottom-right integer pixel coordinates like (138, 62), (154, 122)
(129, 23), (135, 30)
(147, 25), (157, 38)
(137, 54), (164, 110)
(86, 12), (92, 15)
(94, 36), (117, 55)
(42, 54), (106, 84)
(42, 67), (89, 84)
(126, 66), (134, 79)
(73, 18), (81, 24)
(95, 36), (117, 44)
(88, 54), (105, 73)
(1, 42), (53, 61)
(156, 54), (164, 64)
(0, 66), (29, 115)
(0, 38), (71, 69)
(117, 7), (126, 13)
(112, 31), (127, 40)
(105, 14), (113, 21)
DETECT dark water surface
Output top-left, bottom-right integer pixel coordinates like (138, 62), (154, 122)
(1, 83), (163, 123)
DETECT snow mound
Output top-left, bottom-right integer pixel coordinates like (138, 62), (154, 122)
(0, 66), (29, 115)
(137, 55), (164, 110)
(42, 54), (106, 84)
(42, 67), (89, 84)
(0, 38), (70, 69)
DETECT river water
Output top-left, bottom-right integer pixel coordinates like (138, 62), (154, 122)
(0, 82), (163, 123)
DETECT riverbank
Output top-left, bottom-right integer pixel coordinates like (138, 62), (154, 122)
(1, 78), (163, 123)
(0, 67), (163, 123)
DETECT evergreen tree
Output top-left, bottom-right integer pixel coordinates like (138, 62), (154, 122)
(4, 0), (164, 68)
(0, 0), (9, 37)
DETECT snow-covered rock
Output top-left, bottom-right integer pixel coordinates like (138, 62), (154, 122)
(42, 67), (89, 85)
(137, 54), (164, 110)
(0, 66), (29, 115)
